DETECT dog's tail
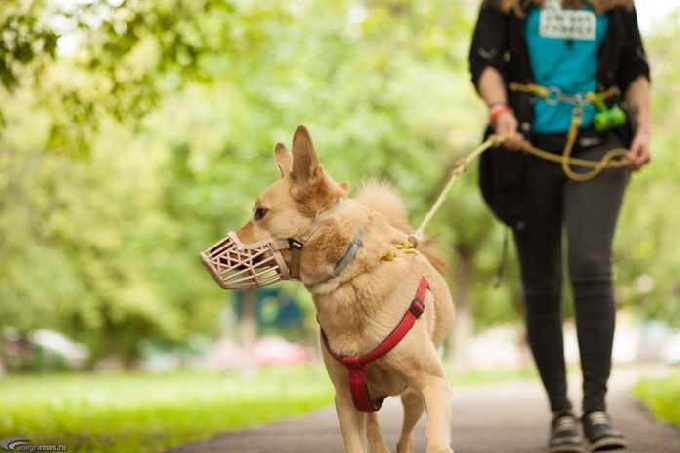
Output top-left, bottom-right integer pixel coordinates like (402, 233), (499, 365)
(416, 236), (449, 275)
(356, 179), (412, 233)
(356, 179), (449, 274)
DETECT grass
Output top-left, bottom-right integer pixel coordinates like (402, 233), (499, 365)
(0, 364), (538, 452)
(0, 366), (334, 453)
(633, 371), (680, 428)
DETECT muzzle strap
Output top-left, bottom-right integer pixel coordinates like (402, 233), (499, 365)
(287, 239), (304, 279)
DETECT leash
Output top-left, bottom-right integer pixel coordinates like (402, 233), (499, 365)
(411, 87), (632, 243)
(510, 82), (631, 182)
(412, 134), (507, 241)
(522, 114), (630, 182)
(413, 131), (630, 240)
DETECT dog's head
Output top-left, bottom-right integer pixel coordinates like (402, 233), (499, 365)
(234, 125), (349, 244)
(200, 126), (351, 289)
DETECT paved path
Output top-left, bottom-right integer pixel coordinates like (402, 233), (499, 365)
(169, 368), (680, 453)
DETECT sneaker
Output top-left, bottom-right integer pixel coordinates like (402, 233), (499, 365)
(582, 411), (627, 451)
(549, 413), (583, 453)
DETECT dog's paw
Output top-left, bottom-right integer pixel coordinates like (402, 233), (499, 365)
(425, 446), (453, 453)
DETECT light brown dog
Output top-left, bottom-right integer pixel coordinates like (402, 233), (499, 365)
(232, 126), (455, 453)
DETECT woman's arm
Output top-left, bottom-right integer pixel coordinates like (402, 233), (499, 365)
(617, 7), (651, 99)
(468, 2), (524, 149)
(477, 67), (525, 149)
(468, 2), (509, 89)
(624, 76), (652, 170)
(615, 6), (651, 170)
(478, 66), (508, 107)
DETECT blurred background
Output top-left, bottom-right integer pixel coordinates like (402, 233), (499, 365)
(0, 0), (678, 451)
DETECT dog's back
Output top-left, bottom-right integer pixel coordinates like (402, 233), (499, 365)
(355, 180), (449, 274)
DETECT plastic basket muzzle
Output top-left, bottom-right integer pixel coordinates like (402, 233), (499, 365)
(200, 232), (291, 290)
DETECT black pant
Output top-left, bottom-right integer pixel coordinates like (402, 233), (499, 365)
(513, 132), (629, 414)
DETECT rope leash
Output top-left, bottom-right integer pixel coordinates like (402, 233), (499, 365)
(510, 82), (631, 182)
(410, 126), (631, 244)
(524, 115), (630, 182)
(404, 84), (633, 282)
(412, 134), (506, 240)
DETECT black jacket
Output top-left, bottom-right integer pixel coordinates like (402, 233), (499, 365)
(468, 0), (651, 136)
(468, 1), (650, 229)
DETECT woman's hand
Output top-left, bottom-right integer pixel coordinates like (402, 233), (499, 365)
(494, 110), (526, 150)
(623, 78), (652, 171)
(477, 68), (526, 150)
(626, 130), (651, 171)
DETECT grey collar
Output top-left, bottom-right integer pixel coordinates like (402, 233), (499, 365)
(309, 227), (365, 288)
(330, 229), (365, 278)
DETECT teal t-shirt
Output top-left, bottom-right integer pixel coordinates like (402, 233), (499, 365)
(525, 5), (609, 134)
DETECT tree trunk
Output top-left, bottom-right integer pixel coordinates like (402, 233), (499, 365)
(240, 289), (258, 371)
(449, 246), (473, 373)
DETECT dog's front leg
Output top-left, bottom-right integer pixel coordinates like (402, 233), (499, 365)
(401, 354), (453, 453)
(335, 390), (368, 453)
(323, 346), (368, 452)
(418, 373), (453, 453)
(367, 412), (390, 453)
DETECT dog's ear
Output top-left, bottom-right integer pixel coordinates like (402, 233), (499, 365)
(291, 125), (320, 183)
(274, 142), (293, 178)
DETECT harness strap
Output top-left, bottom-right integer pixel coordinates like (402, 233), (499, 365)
(320, 276), (429, 412)
(508, 82), (620, 105)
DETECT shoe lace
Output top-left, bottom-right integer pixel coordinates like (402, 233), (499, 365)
(555, 415), (576, 432)
(588, 411), (610, 426)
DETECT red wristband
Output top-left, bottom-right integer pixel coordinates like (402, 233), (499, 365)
(490, 104), (512, 125)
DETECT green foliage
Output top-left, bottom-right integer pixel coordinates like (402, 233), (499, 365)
(615, 19), (680, 326)
(0, 1), (59, 89)
(0, 0), (678, 365)
(634, 372), (680, 428)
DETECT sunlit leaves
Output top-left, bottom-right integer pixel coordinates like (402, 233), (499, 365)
(0, 0), (678, 373)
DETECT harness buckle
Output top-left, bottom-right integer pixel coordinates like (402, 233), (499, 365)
(409, 300), (425, 318)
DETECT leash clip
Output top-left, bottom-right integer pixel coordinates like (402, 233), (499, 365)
(574, 92), (588, 109)
(546, 86), (561, 105)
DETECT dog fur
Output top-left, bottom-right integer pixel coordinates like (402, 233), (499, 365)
(234, 126), (455, 453)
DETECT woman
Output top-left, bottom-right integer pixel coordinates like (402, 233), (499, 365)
(468, 0), (650, 452)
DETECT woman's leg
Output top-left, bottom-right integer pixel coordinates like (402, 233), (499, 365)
(564, 140), (630, 414)
(513, 157), (572, 414)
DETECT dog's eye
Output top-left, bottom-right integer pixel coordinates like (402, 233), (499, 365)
(253, 207), (269, 221)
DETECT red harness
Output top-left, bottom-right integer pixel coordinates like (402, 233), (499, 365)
(320, 277), (429, 412)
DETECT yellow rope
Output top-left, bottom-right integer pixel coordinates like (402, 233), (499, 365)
(526, 114), (630, 182)
(414, 135), (505, 239)
(412, 122), (631, 240)
(507, 83), (629, 181)
(508, 83), (620, 103)
(410, 84), (632, 242)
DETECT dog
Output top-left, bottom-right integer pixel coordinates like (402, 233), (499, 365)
(201, 126), (455, 453)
